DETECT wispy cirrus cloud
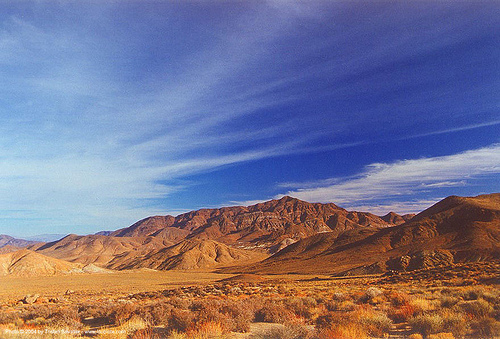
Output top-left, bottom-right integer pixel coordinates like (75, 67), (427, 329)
(0, 3), (349, 234)
(279, 144), (500, 214)
(0, 2), (498, 236)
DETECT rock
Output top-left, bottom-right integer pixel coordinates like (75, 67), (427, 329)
(64, 289), (74, 295)
(365, 287), (383, 299)
(22, 294), (39, 304)
(35, 297), (48, 304)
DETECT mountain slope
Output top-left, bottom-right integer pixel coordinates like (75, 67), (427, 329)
(108, 196), (393, 250)
(30, 234), (175, 266)
(232, 193), (500, 275)
(30, 196), (394, 270)
(108, 239), (266, 270)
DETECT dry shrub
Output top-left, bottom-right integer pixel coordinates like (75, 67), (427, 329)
(129, 327), (153, 339)
(110, 302), (138, 325)
(439, 310), (468, 337)
(409, 314), (444, 337)
(252, 322), (313, 339)
(315, 312), (337, 330)
(337, 300), (356, 312)
(387, 291), (411, 307)
(359, 287), (383, 303)
(220, 300), (254, 333)
(352, 306), (392, 337)
(317, 323), (368, 339)
(168, 297), (190, 310)
(25, 316), (48, 327)
(0, 311), (21, 325)
(359, 312), (392, 337)
(21, 305), (52, 322)
(458, 286), (489, 301)
(324, 300), (339, 312)
(331, 292), (347, 301)
(284, 297), (317, 319)
(48, 306), (82, 329)
(470, 317), (500, 338)
(458, 299), (493, 319)
(255, 301), (294, 324)
(388, 304), (416, 323)
(410, 298), (436, 315)
(137, 301), (173, 326)
(440, 296), (459, 308)
(186, 321), (227, 339)
(168, 308), (196, 333)
(79, 301), (111, 317)
(427, 333), (455, 339)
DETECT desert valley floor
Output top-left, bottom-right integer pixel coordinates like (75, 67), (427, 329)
(0, 194), (499, 338)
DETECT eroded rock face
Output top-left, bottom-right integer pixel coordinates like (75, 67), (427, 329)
(387, 250), (454, 271)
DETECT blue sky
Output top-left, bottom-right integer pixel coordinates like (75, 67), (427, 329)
(0, 1), (499, 237)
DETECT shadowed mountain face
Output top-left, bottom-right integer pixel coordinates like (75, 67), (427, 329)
(19, 194), (500, 275)
(232, 194), (500, 275)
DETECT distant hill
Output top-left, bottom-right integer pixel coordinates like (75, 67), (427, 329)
(24, 234), (67, 242)
(230, 193), (500, 275)
(0, 235), (38, 249)
(94, 231), (113, 236)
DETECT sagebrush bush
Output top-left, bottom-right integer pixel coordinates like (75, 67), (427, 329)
(168, 308), (196, 333)
(110, 302), (137, 325)
(440, 311), (468, 337)
(137, 301), (173, 326)
(168, 297), (190, 310)
(360, 312), (392, 337)
(458, 299), (493, 319)
(284, 297), (317, 319)
(440, 296), (459, 308)
(470, 317), (500, 337)
(220, 301), (253, 332)
(387, 291), (411, 307)
(410, 314), (444, 336)
(0, 310), (21, 325)
(255, 301), (293, 323)
(317, 323), (368, 339)
(253, 322), (313, 339)
(48, 306), (82, 329)
(388, 304), (416, 323)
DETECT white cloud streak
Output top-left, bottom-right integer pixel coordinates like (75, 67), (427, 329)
(280, 144), (500, 213)
(0, 2), (497, 234)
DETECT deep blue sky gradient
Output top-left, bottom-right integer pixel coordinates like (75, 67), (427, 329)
(0, 1), (498, 236)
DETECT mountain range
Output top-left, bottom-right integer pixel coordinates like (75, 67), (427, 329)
(1, 193), (498, 276)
